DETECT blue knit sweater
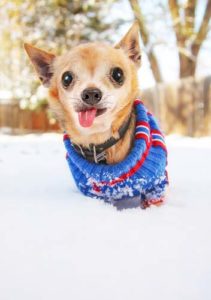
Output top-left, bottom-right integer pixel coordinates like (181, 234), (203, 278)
(64, 99), (168, 208)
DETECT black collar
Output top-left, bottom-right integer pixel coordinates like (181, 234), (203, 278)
(72, 114), (132, 164)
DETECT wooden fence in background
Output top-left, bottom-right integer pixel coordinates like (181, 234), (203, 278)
(142, 76), (211, 136)
(0, 104), (59, 134)
(0, 76), (210, 136)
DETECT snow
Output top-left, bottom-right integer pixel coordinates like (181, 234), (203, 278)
(0, 134), (211, 300)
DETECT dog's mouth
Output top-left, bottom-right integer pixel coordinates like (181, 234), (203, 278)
(78, 108), (107, 128)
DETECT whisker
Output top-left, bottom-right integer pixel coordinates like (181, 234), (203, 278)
(68, 97), (81, 101)
(102, 94), (111, 101)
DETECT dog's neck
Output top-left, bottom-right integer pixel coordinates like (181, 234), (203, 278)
(105, 100), (136, 164)
(72, 111), (135, 164)
(71, 102), (136, 165)
(106, 111), (135, 164)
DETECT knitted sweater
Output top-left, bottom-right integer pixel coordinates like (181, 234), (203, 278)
(64, 99), (168, 208)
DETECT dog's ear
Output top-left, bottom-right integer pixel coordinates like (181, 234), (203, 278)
(24, 43), (56, 87)
(115, 21), (141, 67)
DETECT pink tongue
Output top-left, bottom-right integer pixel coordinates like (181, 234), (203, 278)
(78, 108), (97, 127)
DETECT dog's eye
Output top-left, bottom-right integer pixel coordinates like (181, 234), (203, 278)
(62, 71), (73, 88)
(111, 67), (124, 85)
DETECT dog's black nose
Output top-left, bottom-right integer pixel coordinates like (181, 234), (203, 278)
(81, 88), (102, 105)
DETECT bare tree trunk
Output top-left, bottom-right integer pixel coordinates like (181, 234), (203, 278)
(178, 36), (197, 78)
(129, 0), (211, 81)
(169, 0), (211, 78)
(179, 53), (196, 78)
(128, 0), (163, 82)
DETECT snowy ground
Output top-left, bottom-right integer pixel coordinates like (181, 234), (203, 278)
(0, 133), (211, 300)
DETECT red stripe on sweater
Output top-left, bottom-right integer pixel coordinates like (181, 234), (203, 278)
(63, 133), (70, 141)
(152, 140), (167, 152)
(102, 140), (151, 186)
(136, 121), (150, 128)
(147, 198), (164, 206)
(135, 133), (149, 143)
(151, 129), (164, 137)
(134, 99), (144, 106)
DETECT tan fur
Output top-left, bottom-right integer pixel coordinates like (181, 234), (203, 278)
(24, 22), (141, 164)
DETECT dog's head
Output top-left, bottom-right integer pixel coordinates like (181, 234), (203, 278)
(24, 22), (141, 140)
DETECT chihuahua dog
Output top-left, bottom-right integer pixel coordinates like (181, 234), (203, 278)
(24, 22), (140, 164)
(25, 22), (168, 208)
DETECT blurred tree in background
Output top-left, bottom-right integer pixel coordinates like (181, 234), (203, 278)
(129, 0), (211, 82)
(0, 0), (210, 134)
(0, 0), (117, 108)
(0, 0), (210, 105)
